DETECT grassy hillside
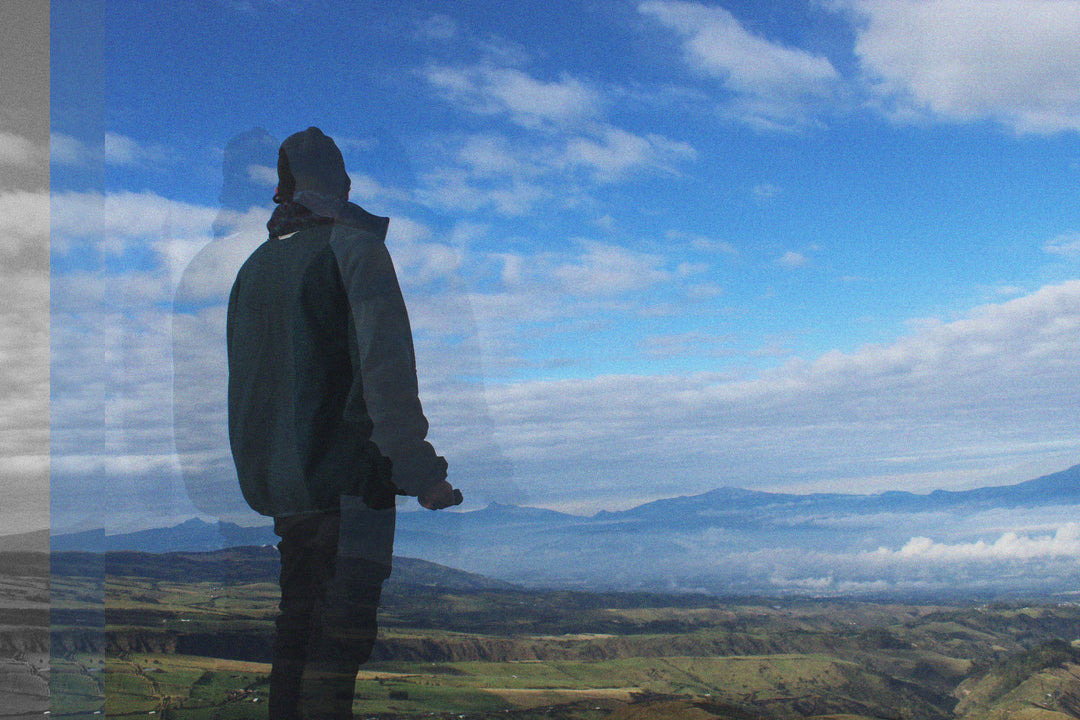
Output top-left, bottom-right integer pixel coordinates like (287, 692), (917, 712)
(0, 550), (49, 719)
(34, 549), (1080, 719)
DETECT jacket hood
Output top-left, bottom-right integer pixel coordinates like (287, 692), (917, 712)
(280, 127), (351, 200)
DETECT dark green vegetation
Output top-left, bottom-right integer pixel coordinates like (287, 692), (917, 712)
(0, 550), (49, 720)
(1, 547), (1077, 719)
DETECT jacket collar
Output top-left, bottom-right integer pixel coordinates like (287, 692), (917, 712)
(294, 191), (389, 241)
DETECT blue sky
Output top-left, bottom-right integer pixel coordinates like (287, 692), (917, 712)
(25, 0), (1080, 535)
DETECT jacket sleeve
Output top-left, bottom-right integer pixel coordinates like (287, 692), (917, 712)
(333, 227), (447, 496)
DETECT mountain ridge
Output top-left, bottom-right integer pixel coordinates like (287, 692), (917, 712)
(0, 529), (49, 552)
(38, 464), (1080, 597)
(46, 463), (1080, 553)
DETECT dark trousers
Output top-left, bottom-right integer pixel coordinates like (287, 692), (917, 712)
(271, 512), (385, 720)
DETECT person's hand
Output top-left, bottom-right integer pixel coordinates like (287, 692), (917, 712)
(418, 480), (462, 510)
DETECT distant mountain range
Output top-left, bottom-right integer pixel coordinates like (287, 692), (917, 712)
(49, 545), (514, 592)
(0, 529), (48, 553)
(42, 464), (1080, 598)
(50, 517), (277, 554)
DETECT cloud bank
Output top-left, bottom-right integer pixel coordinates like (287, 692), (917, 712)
(479, 280), (1080, 508)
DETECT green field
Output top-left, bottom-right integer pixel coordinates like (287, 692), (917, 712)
(27, 550), (1080, 719)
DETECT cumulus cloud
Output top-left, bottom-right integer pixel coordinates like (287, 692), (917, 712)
(419, 165), (555, 217)
(563, 126), (696, 183)
(417, 121), (695, 216)
(639, 0), (842, 129)
(417, 59), (697, 215)
(455, 134), (544, 179)
(883, 525), (1080, 562)
(0, 131), (42, 167)
(0, 270), (48, 439)
(418, 122), (694, 215)
(385, 215), (463, 287)
(0, 191), (49, 274)
(846, 0), (1080, 133)
(0, 190), (48, 239)
(659, 507), (1080, 595)
(50, 269), (234, 529)
(423, 63), (601, 130)
(52, 190), (219, 258)
(553, 241), (672, 296)
(247, 163), (278, 186)
(50, 187), (243, 529)
(440, 233), (695, 365)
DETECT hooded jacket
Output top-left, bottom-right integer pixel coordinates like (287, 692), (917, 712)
(226, 137), (446, 517)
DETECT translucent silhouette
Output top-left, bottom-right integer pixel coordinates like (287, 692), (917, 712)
(173, 127), (280, 528)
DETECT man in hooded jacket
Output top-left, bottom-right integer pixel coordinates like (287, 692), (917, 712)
(227, 127), (461, 720)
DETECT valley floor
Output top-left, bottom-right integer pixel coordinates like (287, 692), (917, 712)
(13, 550), (1080, 719)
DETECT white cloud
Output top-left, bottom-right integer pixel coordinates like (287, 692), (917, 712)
(428, 174), (538, 218)
(423, 63), (601, 130)
(49, 187), (250, 524)
(247, 163), (278, 186)
(157, 221), (266, 300)
(455, 134), (545, 179)
(386, 215), (463, 287)
(105, 132), (176, 167)
(639, 0), (1080, 134)
(50, 132), (178, 168)
(1046, 232), (1080, 257)
(51, 453), (179, 478)
(553, 241), (672, 296)
(563, 126), (697, 182)
(645, 503), (1080, 595)
(418, 56), (697, 215)
(847, 0), (1080, 133)
(880, 524), (1080, 562)
(105, 133), (145, 165)
(52, 190), (219, 256)
(419, 122), (695, 216)
(752, 183), (783, 200)
(676, 231), (737, 256)
(639, 0), (842, 129)
(46, 222), (1080, 521)
(0, 270), (49, 455)
(777, 250), (810, 268)
(346, 172), (412, 210)
(0, 132), (42, 167)
(0, 190), (49, 244)
(47, 190), (515, 524)
(50, 132), (97, 166)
